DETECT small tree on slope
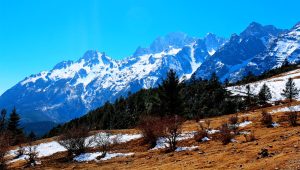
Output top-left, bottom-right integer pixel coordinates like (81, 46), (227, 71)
(281, 78), (299, 102)
(258, 84), (272, 105)
(7, 108), (24, 145)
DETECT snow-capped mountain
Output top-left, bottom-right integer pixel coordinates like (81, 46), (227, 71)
(193, 22), (287, 81)
(0, 32), (226, 124)
(1, 21), (299, 126)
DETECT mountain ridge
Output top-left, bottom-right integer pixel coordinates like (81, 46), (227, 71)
(1, 21), (299, 130)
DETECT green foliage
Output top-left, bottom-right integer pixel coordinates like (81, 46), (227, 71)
(281, 78), (300, 102)
(258, 84), (272, 105)
(158, 69), (184, 116)
(7, 108), (24, 145)
(46, 70), (240, 137)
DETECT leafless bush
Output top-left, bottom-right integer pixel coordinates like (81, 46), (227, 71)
(218, 123), (234, 145)
(287, 112), (298, 126)
(93, 133), (111, 159)
(240, 116), (249, 122)
(24, 142), (38, 168)
(162, 115), (184, 152)
(195, 120), (209, 142)
(228, 114), (238, 125)
(194, 129), (208, 142)
(0, 133), (9, 170)
(204, 119), (211, 130)
(138, 116), (164, 149)
(14, 145), (25, 159)
(260, 110), (273, 127)
(243, 131), (256, 142)
(58, 127), (92, 158)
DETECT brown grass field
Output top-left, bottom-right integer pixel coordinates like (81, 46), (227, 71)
(8, 102), (300, 170)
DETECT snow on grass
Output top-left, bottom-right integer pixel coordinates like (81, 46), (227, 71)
(175, 146), (198, 152)
(272, 122), (280, 127)
(151, 131), (196, 150)
(74, 152), (134, 162)
(201, 137), (210, 142)
(206, 129), (220, 134)
(271, 105), (300, 113)
(238, 121), (252, 127)
(239, 131), (251, 135)
(227, 69), (300, 102)
(9, 133), (141, 163)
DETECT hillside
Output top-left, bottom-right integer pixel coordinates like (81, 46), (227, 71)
(6, 101), (300, 170)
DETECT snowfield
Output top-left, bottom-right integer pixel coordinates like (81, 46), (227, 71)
(74, 152), (134, 162)
(271, 105), (300, 113)
(228, 68), (300, 101)
(9, 133), (142, 163)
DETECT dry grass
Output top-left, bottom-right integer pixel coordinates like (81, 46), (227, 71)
(8, 102), (300, 170)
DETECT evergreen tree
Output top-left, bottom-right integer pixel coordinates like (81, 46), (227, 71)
(7, 107), (24, 145)
(0, 109), (6, 133)
(281, 78), (299, 102)
(282, 58), (289, 67)
(224, 78), (230, 87)
(158, 69), (183, 116)
(258, 84), (272, 105)
(244, 85), (257, 108)
(28, 131), (36, 141)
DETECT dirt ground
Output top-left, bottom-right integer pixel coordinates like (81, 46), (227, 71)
(8, 102), (300, 170)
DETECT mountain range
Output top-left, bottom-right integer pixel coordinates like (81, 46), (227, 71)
(0, 22), (299, 132)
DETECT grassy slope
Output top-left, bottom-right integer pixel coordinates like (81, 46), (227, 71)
(9, 101), (300, 170)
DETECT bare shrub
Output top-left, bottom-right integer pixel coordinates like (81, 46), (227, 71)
(218, 123), (234, 145)
(195, 120), (209, 142)
(162, 115), (184, 152)
(260, 110), (273, 127)
(0, 133), (9, 170)
(240, 116), (249, 122)
(138, 116), (164, 149)
(14, 145), (25, 159)
(287, 112), (298, 126)
(58, 127), (92, 158)
(194, 129), (208, 142)
(93, 133), (111, 159)
(243, 131), (256, 142)
(24, 142), (38, 168)
(228, 114), (238, 125)
(204, 120), (211, 130)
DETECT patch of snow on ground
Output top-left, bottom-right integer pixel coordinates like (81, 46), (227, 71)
(74, 152), (134, 162)
(152, 131), (196, 150)
(271, 105), (300, 113)
(206, 129), (220, 134)
(175, 146), (198, 152)
(202, 137), (210, 142)
(9, 133), (141, 163)
(272, 122), (280, 127)
(238, 121), (252, 127)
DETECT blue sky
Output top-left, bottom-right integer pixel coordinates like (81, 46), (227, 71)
(0, 0), (300, 95)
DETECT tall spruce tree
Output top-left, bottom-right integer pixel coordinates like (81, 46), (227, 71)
(0, 109), (6, 133)
(7, 107), (24, 145)
(258, 84), (272, 105)
(281, 78), (299, 102)
(158, 69), (183, 117)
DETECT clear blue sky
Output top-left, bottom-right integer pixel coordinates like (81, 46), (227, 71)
(1, 0), (300, 95)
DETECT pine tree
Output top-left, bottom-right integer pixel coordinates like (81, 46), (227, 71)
(7, 108), (24, 145)
(158, 69), (183, 117)
(28, 131), (36, 141)
(281, 78), (299, 102)
(258, 84), (272, 105)
(0, 109), (6, 133)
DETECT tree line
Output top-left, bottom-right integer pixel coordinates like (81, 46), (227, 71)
(46, 63), (300, 138)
